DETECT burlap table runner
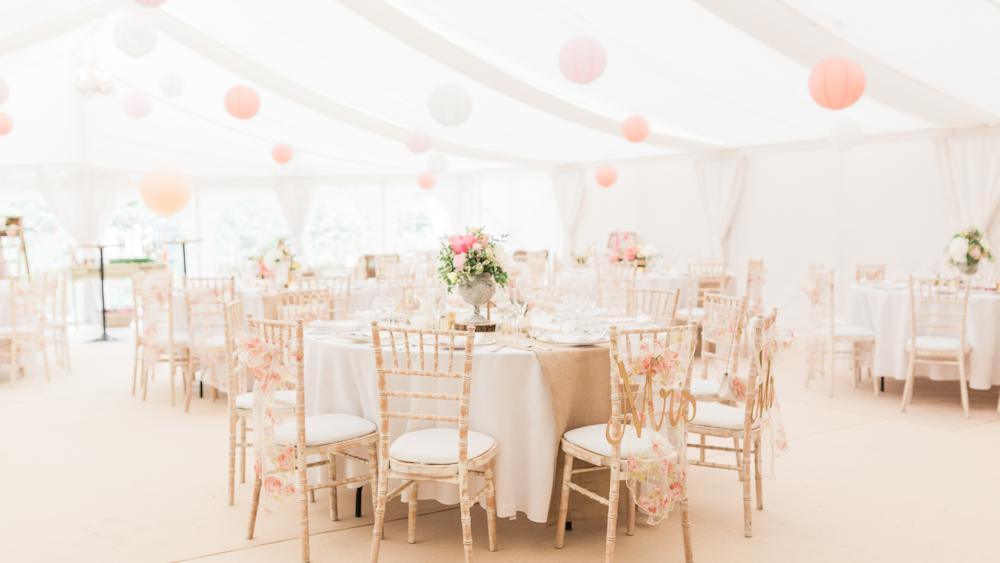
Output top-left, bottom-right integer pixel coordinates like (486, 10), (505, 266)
(529, 343), (627, 526)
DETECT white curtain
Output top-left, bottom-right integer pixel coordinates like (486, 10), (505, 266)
(551, 166), (584, 254)
(37, 166), (118, 244)
(935, 135), (1000, 231)
(695, 155), (747, 258)
(273, 181), (315, 253)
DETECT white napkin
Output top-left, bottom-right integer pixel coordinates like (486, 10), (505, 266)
(633, 313), (655, 324)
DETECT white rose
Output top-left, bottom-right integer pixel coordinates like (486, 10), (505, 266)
(264, 249), (284, 263)
(494, 245), (512, 272)
(447, 272), (458, 283)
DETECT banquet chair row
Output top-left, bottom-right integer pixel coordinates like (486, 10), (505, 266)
(685, 259), (728, 325)
(1, 275), (53, 386)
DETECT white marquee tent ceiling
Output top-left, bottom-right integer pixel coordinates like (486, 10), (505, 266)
(0, 0), (995, 179)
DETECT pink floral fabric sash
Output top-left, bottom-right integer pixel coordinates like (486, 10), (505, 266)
(186, 285), (230, 391)
(135, 274), (171, 361)
(747, 264), (766, 316)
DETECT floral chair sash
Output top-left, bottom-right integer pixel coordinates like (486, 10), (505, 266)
(609, 331), (696, 524)
(11, 277), (47, 330)
(747, 263), (766, 316)
(186, 285), (230, 391)
(804, 272), (829, 379)
(237, 330), (302, 515)
(134, 274), (172, 361)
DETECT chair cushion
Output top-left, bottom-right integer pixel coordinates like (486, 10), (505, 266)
(234, 390), (297, 411)
(274, 413), (377, 447)
(389, 428), (496, 465)
(690, 402), (747, 431)
(907, 336), (970, 352)
(685, 307), (704, 319)
(831, 325), (875, 338)
(563, 424), (670, 459)
(689, 378), (722, 397)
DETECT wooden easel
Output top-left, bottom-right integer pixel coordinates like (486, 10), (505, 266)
(0, 216), (29, 276)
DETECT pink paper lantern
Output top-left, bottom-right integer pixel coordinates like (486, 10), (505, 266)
(621, 115), (648, 143)
(272, 144), (293, 164)
(595, 165), (617, 188)
(418, 173), (436, 190)
(0, 113), (12, 136)
(0, 77), (8, 105)
(134, 0), (168, 6)
(225, 86), (260, 119)
(406, 128), (431, 154)
(559, 36), (607, 84)
(141, 168), (191, 216)
(809, 57), (866, 110)
(122, 90), (152, 119)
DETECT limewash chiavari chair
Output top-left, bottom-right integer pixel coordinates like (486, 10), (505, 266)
(901, 276), (973, 418)
(513, 250), (549, 262)
(687, 309), (785, 538)
(369, 324), (498, 563)
(745, 259), (765, 317)
(691, 293), (747, 413)
(856, 263), (887, 283)
(183, 277), (234, 412)
(804, 269), (876, 397)
(277, 289), (332, 323)
(685, 260), (728, 324)
(244, 317), (379, 563)
(41, 272), (70, 372)
(1, 276), (51, 386)
(134, 271), (190, 405)
(298, 275), (351, 319)
(596, 261), (637, 313)
(625, 288), (680, 324)
(555, 323), (696, 563)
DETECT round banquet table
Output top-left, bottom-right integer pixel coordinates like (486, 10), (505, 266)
(303, 333), (560, 523)
(844, 285), (1000, 390)
(559, 268), (736, 307)
(171, 286), (374, 328)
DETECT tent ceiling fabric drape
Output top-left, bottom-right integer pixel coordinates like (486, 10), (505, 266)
(934, 136), (1000, 232)
(551, 167), (585, 255)
(273, 182), (316, 252)
(695, 155), (747, 257)
(37, 166), (118, 244)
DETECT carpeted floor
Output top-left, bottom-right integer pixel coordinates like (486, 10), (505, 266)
(1, 325), (997, 563)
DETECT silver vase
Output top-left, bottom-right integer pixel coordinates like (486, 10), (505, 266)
(957, 261), (979, 275)
(458, 273), (496, 323)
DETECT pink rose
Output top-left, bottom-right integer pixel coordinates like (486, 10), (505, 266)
(453, 253), (467, 269)
(623, 246), (638, 261)
(609, 254), (620, 263)
(449, 234), (476, 254)
(970, 245), (982, 259)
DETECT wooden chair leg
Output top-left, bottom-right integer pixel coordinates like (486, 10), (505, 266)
(298, 449), (311, 563)
(407, 481), (418, 544)
(41, 336), (50, 382)
(309, 489), (316, 503)
(370, 448), (388, 563)
(141, 360), (149, 401)
(169, 356), (176, 406)
(484, 460), (498, 552)
(754, 437), (763, 510)
(459, 472), (474, 563)
(247, 474), (262, 539)
(958, 352), (970, 419)
(901, 350), (917, 412)
(733, 437), (742, 468)
(555, 452), (574, 548)
(328, 454), (338, 521)
(366, 443), (378, 519)
(184, 356), (195, 413)
(829, 341), (835, 398)
(699, 434), (706, 462)
(626, 485), (635, 536)
(605, 455), (620, 563)
(681, 497), (693, 563)
(132, 345), (140, 396)
(742, 440), (752, 538)
(229, 413), (237, 506)
(238, 418), (247, 484)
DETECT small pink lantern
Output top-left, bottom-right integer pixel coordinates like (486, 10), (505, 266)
(809, 57), (866, 110)
(225, 86), (260, 119)
(406, 128), (431, 154)
(559, 36), (607, 84)
(0, 113), (12, 136)
(595, 165), (617, 187)
(0, 77), (8, 105)
(122, 90), (152, 119)
(141, 168), (191, 216)
(418, 172), (436, 190)
(272, 143), (293, 164)
(621, 115), (648, 143)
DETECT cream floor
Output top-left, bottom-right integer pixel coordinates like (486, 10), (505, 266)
(2, 326), (998, 563)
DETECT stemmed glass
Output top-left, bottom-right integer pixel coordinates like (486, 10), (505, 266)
(495, 286), (517, 336)
(384, 282), (402, 324)
(424, 286), (445, 328)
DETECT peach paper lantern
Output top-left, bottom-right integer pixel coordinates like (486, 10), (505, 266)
(559, 36), (606, 84)
(272, 143), (293, 164)
(0, 77), (8, 105)
(621, 115), (648, 143)
(595, 165), (617, 188)
(809, 57), (866, 110)
(418, 173), (436, 190)
(122, 90), (152, 119)
(225, 86), (260, 119)
(406, 128), (431, 154)
(0, 113), (12, 136)
(141, 168), (191, 216)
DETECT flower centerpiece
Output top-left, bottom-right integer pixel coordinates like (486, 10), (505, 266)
(254, 239), (299, 288)
(947, 226), (993, 275)
(438, 227), (509, 322)
(610, 244), (658, 266)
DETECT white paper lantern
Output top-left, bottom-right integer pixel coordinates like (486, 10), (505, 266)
(427, 84), (472, 127)
(114, 14), (157, 57)
(122, 90), (152, 119)
(828, 117), (862, 151)
(405, 128), (431, 154)
(159, 73), (184, 97)
(427, 153), (449, 174)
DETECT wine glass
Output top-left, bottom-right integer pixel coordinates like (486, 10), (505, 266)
(425, 287), (445, 328)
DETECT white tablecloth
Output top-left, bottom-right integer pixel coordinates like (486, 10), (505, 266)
(170, 287), (374, 328)
(559, 269), (735, 307)
(845, 285), (1000, 390)
(303, 335), (558, 523)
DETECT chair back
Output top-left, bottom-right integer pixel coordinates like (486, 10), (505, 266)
(626, 288), (680, 323)
(744, 309), (779, 435)
(907, 276), (971, 348)
(702, 292), (747, 365)
(277, 288), (331, 322)
(183, 276), (235, 302)
(746, 259), (765, 316)
(806, 268), (834, 331)
(371, 323), (477, 466)
(856, 264), (886, 283)
(687, 260), (727, 309)
(9, 275), (47, 333)
(596, 261), (637, 312)
(133, 271), (175, 356)
(223, 299), (246, 399)
(184, 277), (233, 362)
(298, 276), (351, 319)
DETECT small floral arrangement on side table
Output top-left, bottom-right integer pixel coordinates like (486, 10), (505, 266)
(253, 239), (299, 287)
(947, 226), (993, 274)
(610, 244), (658, 265)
